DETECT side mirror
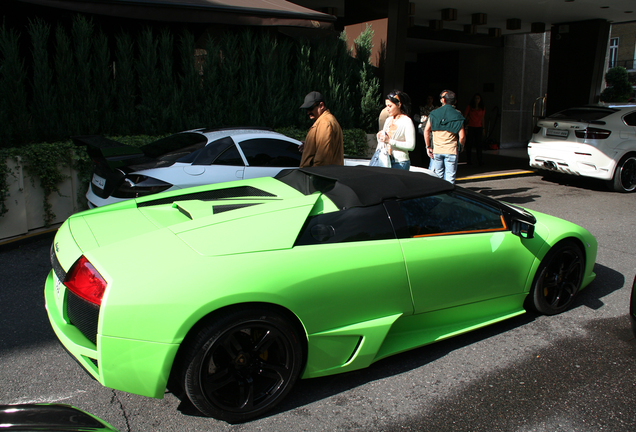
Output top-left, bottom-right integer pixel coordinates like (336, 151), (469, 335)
(512, 219), (534, 239)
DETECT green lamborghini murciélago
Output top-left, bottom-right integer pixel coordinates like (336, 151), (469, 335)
(44, 166), (597, 423)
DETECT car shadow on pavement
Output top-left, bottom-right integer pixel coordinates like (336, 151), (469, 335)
(538, 172), (610, 192)
(577, 263), (625, 311)
(463, 186), (541, 205)
(0, 238), (59, 355)
(378, 314), (636, 431)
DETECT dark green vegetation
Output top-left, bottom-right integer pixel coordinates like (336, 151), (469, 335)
(0, 16), (377, 224)
(600, 67), (633, 102)
(0, 16), (380, 148)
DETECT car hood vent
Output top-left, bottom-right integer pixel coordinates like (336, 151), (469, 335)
(175, 201), (262, 220)
(213, 203), (261, 214)
(137, 186), (276, 208)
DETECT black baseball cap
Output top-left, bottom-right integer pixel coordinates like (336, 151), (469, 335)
(300, 91), (324, 109)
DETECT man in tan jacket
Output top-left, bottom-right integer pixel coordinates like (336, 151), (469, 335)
(298, 91), (344, 167)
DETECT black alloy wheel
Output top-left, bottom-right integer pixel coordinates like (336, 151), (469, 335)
(530, 240), (584, 315)
(182, 307), (303, 423)
(611, 155), (636, 192)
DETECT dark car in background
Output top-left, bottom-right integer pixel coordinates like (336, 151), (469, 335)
(0, 404), (118, 431)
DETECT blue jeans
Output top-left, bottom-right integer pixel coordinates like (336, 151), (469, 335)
(391, 160), (411, 171)
(432, 153), (458, 184)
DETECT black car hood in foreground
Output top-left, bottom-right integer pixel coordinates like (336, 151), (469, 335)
(0, 404), (119, 431)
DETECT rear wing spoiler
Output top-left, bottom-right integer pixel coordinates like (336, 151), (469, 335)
(72, 135), (147, 170)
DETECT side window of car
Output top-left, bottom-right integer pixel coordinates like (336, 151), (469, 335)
(294, 204), (395, 246)
(398, 192), (506, 237)
(623, 112), (636, 127)
(239, 138), (301, 167)
(192, 136), (244, 166)
(214, 146), (244, 166)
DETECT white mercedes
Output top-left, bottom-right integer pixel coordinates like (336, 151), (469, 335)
(528, 103), (636, 192)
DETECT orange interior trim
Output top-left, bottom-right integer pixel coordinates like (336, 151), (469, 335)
(413, 215), (508, 238)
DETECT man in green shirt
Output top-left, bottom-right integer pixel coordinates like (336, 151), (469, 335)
(424, 90), (466, 184)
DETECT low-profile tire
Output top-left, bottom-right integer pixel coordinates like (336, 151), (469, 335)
(610, 154), (636, 192)
(530, 240), (584, 315)
(182, 307), (304, 423)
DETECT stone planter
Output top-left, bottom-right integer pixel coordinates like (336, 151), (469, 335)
(1, 157), (82, 243)
(0, 157), (28, 240)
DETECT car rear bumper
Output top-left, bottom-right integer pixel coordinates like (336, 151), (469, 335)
(527, 141), (616, 181)
(44, 271), (179, 399)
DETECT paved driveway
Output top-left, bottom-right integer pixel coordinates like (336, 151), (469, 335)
(1, 171), (634, 432)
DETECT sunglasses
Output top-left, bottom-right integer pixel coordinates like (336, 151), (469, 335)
(388, 94), (401, 105)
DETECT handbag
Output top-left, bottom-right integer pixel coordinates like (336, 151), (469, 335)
(369, 143), (391, 168)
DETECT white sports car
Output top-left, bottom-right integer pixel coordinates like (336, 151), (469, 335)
(79, 128), (433, 207)
(527, 103), (636, 192)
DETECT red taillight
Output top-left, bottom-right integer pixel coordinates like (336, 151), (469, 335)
(574, 127), (611, 139)
(64, 256), (107, 306)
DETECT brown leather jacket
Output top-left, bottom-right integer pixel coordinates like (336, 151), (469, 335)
(300, 110), (344, 167)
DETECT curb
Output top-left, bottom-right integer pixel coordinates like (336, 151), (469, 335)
(456, 169), (536, 183)
(0, 225), (59, 252)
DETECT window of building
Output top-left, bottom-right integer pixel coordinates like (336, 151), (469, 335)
(609, 37), (619, 68)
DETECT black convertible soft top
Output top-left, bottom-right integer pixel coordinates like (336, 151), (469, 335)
(275, 165), (453, 209)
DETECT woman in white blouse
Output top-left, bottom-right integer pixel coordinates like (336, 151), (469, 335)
(376, 90), (416, 170)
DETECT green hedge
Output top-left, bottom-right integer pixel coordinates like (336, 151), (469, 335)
(0, 141), (86, 224)
(0, 16), (381, 149)
(600, 67), (634, 102)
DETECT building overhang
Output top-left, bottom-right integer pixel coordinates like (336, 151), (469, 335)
(17, 0), (336, 30)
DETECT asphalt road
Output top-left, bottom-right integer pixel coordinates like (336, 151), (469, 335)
(1, 171), (635, 432)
